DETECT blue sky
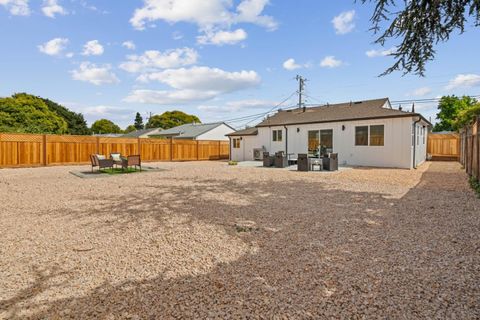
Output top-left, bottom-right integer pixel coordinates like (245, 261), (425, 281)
(1, 0), (479, 129)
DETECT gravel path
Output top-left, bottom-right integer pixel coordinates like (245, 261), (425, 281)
(0, 161), (479, 319)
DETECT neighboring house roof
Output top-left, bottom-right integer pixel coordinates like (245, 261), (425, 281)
(226, 127), (259, 136)
(122, 128), (161, 138)
(93, 133), (124, 137)
(256, 98), (431, 127)
(150, 122), (234, 139)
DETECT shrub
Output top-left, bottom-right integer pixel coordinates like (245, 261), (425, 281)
(469, 176), (480, 198)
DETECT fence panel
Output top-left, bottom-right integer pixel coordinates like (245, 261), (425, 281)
(460, 117), (480, 182)
(140, 138), (171, 161)
(0, 133), (43, 167)
(427, 133), (460, 161)
(0, 132), (231, 168)
(46, 135), (97, 165)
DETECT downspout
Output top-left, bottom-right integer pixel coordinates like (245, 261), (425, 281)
(284, 125), (288, 156)
(413, 117), (421, 169)
(228, 137), (232, 161)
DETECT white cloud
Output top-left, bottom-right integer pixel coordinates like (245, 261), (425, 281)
(0, 0), (30, 16)
(71, 62), (119, 85)
(282, 58), (301, 71)
(408, 87), (432, 97)
(197, 28), (247, 45)
(38, 38), (69, 56)
(122, 41), (136, 50)
(129, 0), (277, 44)
(332, 10), (355, 34)
(366, 47), (396, 58)
(198, 99), (275, 113)
(82, 40), (104, 56)
(125, 66), (260, 105)
(320, 56), (343, 68)
(130, 0), (277, 30)
(42, 0), (67, 18)
(119, 47), (198, 73)
(83, 105), (133, 116)
(445, 74), (480, 90)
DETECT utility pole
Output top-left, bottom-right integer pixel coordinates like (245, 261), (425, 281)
(296, 75), (306, 111)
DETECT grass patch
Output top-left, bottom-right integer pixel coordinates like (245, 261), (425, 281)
(228, 160), (238, 165)
(99, 167), (141, 175)
(469, 176), (480, 197)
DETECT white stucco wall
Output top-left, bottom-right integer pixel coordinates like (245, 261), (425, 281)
(196, 124), (234, 141)
(230, 135), (258, 161)
(234, 116), (426, 168)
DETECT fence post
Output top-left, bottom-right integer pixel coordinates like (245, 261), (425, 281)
(477, 116), (480, 181)
(218, 141), (221, 159)
(170, 138), (173, 161)
(96, 136), (100, 154)
(138, 138), (141, 157)
(196, 140), (199, 160)
(43, 134), (47, 166)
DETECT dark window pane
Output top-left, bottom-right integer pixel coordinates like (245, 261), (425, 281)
(355, 126), (368, 146)
(308, 130), (319, 156)
(272, 130), (277, 141)
(277, 130), (282, 142)
(370, 125), (384, 146)
(320, 129), (333, 149)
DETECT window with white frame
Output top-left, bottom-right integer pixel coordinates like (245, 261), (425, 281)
(355, 125), (384, 146)
(272, 129), (282, 142)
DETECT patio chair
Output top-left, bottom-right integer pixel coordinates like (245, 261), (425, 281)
(297, 154), (309, 171)
(110, 152), (123, 168)
(263, 152), (274, 167)
(90, 154), (114, 172)
(274, 151), (288, 168)
(121, 155), (142, 171)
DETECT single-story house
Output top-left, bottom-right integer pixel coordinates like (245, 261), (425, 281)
(149, 122), (235, 141)
(226, 98), (431, 169)
(122, 128), (162, 138)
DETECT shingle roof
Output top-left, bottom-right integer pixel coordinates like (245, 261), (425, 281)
(256, 98), (430, 127)
(122, 128), (160, 138)
(226, 127), (258, 136)
(150, 122), (232, 139)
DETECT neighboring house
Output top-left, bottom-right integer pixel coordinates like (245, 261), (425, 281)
(122, 128), (162, 138)
(227, 98), (431, 169)
(93, 133), (124, 138)
(149, 122), (235, 141)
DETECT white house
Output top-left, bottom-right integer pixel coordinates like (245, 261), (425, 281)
(227, 98), (431, 169)
(150, 122), (235, 141)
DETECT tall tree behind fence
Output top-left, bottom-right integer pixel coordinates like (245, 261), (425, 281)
(460, 116), (480, 182)
(0, 133), (230, 168)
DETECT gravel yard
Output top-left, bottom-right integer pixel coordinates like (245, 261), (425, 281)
(0, 161), (479, 319)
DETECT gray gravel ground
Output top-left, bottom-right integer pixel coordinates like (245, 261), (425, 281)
(0, 161), (479, 319)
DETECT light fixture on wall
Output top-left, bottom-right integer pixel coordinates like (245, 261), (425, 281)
(240, 137), (243, 140)
(342, 125), (345, 131)
(297, 128), (300, 133)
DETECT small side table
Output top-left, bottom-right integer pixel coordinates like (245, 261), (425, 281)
(310, 159), (323, 171)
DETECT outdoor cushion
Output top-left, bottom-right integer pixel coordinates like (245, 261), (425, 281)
(111, 153), (122, 161)
(96, 154), (106, 160)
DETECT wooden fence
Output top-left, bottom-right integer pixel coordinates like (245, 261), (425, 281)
(0, 133), (230, 168)
(427, 133), (460, 161)
(460, 116), (480, 182)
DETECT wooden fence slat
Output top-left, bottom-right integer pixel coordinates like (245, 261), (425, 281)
(427, 133), (460, 161)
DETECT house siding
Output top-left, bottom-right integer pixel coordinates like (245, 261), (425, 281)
(196, 124), (234, 141)
(230, 116), (427, 169)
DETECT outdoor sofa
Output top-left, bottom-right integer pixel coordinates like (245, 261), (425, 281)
(90, 154), (114, 172)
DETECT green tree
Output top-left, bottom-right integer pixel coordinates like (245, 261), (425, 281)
(361, 0), (480, 76)
(41, 97), (90, 135)
(91, 119), (122, 134)
(433, 95), (478, 132)
(0, 93), (68, 134)
(146, 110), (201, 129)
(124, 125), (137, 133)
(454, 103), (480, 128)
(134, 112), (144, 130)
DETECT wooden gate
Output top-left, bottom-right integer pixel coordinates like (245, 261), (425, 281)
(427, 133), (460, 161)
